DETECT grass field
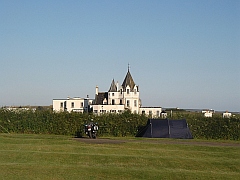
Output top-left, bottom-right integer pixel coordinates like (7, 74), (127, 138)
(0, 134), (239, 180)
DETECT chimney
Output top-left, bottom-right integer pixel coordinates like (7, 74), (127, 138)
(116, 81), (119, 91)
(95, 86), (98, 95)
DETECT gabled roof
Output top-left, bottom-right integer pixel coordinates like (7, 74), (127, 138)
(108, 79), (117, 92)
(94, 92), (108, 105)
(122, 69), (136, 91)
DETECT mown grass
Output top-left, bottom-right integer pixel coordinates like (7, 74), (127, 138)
(0, 134), (239, 180)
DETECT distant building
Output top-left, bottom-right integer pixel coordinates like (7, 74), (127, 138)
(53, 67), (162, 116)
(160, 110), (168, 119)
(53, 97), (93, 112)
(223, 111), (231, 118)
(202, 110), (213, 117)
(139, 107), (162, 118)
(2, 106), (36, 111)
(92, 68), (162, 116)
(202, 109), (214, 114)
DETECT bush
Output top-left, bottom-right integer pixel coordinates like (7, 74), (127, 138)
(0, 109), (239, 140)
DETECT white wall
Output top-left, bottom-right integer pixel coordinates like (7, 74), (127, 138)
(53, 97), (92, 112)
(66, 98), (85, 112)
(204, 112), (213, 117)
(140, 107), (162, 118)
(53, 99), (66, 111)
(122, 85), (140, 113)
(223, 112), (231, 118)
(92, 104), (125, 115)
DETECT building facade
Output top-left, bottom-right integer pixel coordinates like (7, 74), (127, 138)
(91, 69), (162, 117)
(223, 111), (232, 118)
(53, 97), (93, 112)
(53, 68), (162, 117)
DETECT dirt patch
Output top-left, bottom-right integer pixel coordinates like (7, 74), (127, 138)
(74, 137), (240, 147)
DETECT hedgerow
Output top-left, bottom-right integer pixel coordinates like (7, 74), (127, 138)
(0, 109), (239, 140)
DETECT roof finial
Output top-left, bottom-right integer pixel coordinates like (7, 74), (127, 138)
(128, 63), (130, 71)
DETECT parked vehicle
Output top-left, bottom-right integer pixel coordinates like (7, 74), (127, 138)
(84, 121), (98, 139)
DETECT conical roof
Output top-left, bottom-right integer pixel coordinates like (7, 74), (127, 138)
(122, 69), (136, 91)
(108, 79), (117, 92)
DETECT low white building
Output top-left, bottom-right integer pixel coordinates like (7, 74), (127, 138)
(203, 111), (213, 117)
(139, 107), (162, 118)
(223, 111), (232, 118)
(53, 97), (93, 112)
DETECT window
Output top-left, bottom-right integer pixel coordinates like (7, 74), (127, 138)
(127, 89), (130, 94)
(134, 100), (137, 107)
(120, 89), (122, 94)
(120, 99), (123, 105)
(81, 102), (83, 107)
(134, 89), (137, 94)
(112, 99), (115, 105)
(71, 102), (74, 108)
(94, 110), (98, 113)
(149, 111), (152, 115)
(112, 93), (114, 96)
(142, 110), (145, 114)
(100, 110), (106, 113)
(127, 100), (130, 107)
(60, 102), (63, 108)
(156, 111), (160, 116)
(103, 98), (107, 104)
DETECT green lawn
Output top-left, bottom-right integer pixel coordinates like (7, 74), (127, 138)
(0, 134), (239, 180)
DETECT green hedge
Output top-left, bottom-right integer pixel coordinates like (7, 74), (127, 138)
(0, 109), (239, 140)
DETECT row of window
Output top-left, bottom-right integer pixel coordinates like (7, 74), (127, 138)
(60, 102), (84, 108)
(93, 110), (162, 115)
(110, 89), (138, 96)
(142, 110), (160, 115)
(94, 110), (123, 113)
(127, 100), (138, 107)
(108, 100), (138, 107)
(111, 99), (123, 105)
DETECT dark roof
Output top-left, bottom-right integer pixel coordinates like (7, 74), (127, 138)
(108, 79), (117, 92)
(122, 69), (136, 91)
(94, 92), (108, 105)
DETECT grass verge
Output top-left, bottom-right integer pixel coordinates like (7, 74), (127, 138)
(0, 134), (239, 179)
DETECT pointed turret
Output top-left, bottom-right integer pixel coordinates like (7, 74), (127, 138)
(108, 79), (117, 92)
(122, 68), (136, 91)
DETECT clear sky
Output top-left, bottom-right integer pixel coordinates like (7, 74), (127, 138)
(1, 0), (239, 112)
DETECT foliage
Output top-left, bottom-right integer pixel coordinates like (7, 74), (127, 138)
(0, 109), (239, 140)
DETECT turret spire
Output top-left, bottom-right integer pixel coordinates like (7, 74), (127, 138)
(122, 66), (136, 91)
(108, 79), (117, 92)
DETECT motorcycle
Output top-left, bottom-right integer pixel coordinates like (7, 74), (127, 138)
(84, 122), (98, 139)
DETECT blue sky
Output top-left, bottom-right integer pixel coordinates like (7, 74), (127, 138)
(1, 0), (239, 112)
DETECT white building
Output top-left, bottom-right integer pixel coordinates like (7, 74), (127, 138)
(92, 68), (162, 116)
(53, 68), (162, 116)
(223, 111), (232, 118)
(203, 110), (213, 117)
(139, 107), (162, 118)
(53, 97), (93, 112)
